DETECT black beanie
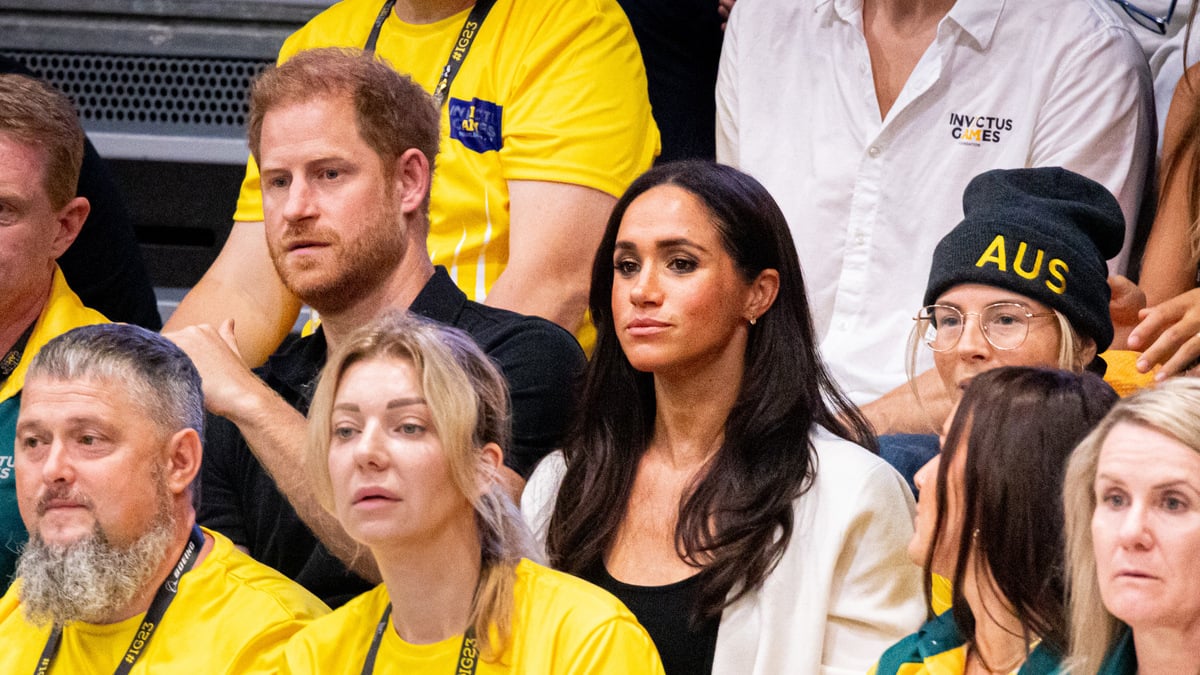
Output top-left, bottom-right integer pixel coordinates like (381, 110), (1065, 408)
(923, 167), (1124, 352)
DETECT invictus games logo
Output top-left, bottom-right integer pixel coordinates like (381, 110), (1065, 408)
(949, 113), (1012, 145)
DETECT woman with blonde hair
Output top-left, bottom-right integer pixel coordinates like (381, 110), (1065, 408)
(869, 167), (1125, 491)
(281, 313), (664, 673)
(1064, 377), (1200, 674)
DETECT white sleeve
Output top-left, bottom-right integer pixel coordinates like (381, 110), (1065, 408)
(821, 460), (926, 672)
(1030, 24), (1155, 275)
(715, 0), (743, 165)
(519, 451), (567, 547)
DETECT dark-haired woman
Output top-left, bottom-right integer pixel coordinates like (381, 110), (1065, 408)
(522, 160), (924, 674)
(871, 367), (1118, 675)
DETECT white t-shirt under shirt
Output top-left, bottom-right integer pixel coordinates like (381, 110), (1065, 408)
(717, 0), (1154, 403)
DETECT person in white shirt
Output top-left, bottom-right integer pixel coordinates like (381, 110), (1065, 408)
(716, 0), (1154, 412)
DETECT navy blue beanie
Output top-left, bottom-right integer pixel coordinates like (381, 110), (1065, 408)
(923, 167), (1124, 352)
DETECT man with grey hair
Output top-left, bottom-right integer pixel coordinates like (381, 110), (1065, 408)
(0, 324), (327, 672)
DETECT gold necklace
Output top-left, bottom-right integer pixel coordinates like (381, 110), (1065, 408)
(968, 643), (1027, 675)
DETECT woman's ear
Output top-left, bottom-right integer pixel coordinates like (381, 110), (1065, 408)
(746, 268), (780, 322)
(476, 442), (504, 495)
(1077, 336), (1098, 370)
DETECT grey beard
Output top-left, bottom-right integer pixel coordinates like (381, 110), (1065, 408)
(16, 509), (177, 627)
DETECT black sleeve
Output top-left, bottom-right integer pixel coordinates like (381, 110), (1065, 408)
(0, 55), (161, 329)
(486, 320), (586, 479)
(196, 411), (249, 547)
(58, 140), (161, 329)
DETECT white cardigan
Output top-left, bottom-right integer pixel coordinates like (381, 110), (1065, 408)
(521, 427), (926, 674)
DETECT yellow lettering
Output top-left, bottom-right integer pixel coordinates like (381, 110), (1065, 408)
(1046, 259), (1068, 294)
(963, 128), (982, 141)
(1013, 242), (1044, 280)
(974, 235), (1008, 271)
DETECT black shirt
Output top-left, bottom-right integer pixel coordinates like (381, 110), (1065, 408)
(585, 560), (721, 675)
(198, 267), (585, 607)
(618, 0), (725, 163)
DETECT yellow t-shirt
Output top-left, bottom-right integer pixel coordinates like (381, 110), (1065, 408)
(280, 558), (665, 674)
(235, 0), (659, 344)
(0, 528), (330, 674)
(0, 266), (109, 590)
(867, 645), (967, 675)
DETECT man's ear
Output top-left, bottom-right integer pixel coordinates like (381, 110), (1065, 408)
(163, 428), (202, 496)
(392, 148), (431, 217)
(49, 196), (89, 260)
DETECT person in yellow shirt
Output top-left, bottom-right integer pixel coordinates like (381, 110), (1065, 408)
(0, 73), (109, 591)
(284, 313), (664, 673)
(0, 324), (328, 673)
(166, 0), (660, 360)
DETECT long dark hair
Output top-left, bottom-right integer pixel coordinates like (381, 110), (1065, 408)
(545, 161), (876, 619)
(929, 367), (1117, 654)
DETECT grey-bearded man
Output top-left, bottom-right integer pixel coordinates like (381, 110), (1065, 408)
(0, 324), (328, 672)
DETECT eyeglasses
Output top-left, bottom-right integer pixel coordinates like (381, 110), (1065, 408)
(1110, 0), (1177, 34)
(915, 303), (1058, 352)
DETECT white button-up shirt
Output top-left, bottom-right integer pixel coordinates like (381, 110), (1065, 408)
(717, 0), (1154, 403)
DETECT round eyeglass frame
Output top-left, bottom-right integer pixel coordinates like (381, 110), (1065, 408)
(914, 302), (1058, 352)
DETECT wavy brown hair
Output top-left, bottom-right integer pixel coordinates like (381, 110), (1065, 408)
(545, 161), (875, 620)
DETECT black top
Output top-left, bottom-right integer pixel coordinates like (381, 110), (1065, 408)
(584, 560), (721, 675)
(618, 0), (725, 163)
(0, 56), (161, 329)
(198, 267), (585, 607)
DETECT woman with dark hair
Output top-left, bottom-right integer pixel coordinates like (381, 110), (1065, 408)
(872, 367), (1118, 674)
(522, 160), (924, 674)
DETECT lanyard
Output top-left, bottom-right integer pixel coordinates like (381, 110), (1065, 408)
(363, 0), (499, 107)
(0, 320), (36, 386)
(360, 604), (479, 675)
(32, 525), (206, 675)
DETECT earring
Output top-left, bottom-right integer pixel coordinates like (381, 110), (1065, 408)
(748, 315), (757, 326)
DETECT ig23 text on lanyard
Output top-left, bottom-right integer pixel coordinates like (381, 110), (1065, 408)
(364, 0), (499, 107)
(360, 604), (480, 675)
(31, 525), (206, 675)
